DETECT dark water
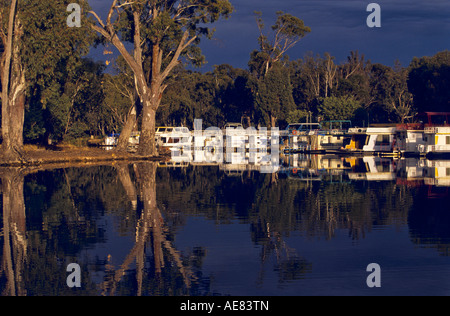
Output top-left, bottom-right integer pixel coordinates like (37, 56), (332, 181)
(1, 155), (450, 296)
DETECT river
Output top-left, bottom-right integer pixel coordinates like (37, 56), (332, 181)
(1, 154), (450, 296)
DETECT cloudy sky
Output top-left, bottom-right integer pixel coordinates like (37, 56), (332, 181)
(87, 0), (450, 71)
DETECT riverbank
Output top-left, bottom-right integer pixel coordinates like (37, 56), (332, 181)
(0, 145), (170, 167)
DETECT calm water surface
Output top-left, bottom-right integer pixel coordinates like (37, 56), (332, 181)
(1, 154), (450, 296)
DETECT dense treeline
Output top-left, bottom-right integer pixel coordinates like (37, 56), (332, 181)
(159, 49), (450, 130)
(15, 49), (450, 144)
(19, 47), (450, 143)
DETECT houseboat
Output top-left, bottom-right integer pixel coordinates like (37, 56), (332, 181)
(317, 120), (352, 151)
(395, 123), (426, 156)
(395, 112), (450, 156)
(419, 126), (450, 158)
(103, 133), (119, 146)
(102, 132), (140, 148)
(344, 126), (397, 155)
(283, 123), (322, 152)
(155, 126), (192, 148)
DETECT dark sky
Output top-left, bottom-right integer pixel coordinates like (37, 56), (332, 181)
(87, 0), (450, 71)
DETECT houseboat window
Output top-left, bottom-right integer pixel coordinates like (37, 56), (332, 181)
(447, 168), (450, 176)
(375, 135), (390, 145)
(446, 136), (450, 145)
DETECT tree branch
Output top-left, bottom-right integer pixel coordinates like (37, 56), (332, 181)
(160, 31), (197, 82)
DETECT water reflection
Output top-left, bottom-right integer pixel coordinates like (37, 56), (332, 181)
(1, 163), (201, 296)
(1, 151), (450, 295)
(1, 168), (26, 296)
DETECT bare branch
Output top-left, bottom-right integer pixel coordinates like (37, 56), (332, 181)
(106, 0), (119, 28)
(87, 10), (106, 29)
(160, 31), (197, 82)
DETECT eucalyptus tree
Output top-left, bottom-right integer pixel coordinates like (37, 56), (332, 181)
(88, 0), (233, 155)
(252, 11), (310, 77)
(248, 11), (309, 128)
(1, 0), (24, 160)
(248, 63), (296, 128)
(0, 0), (94, 160)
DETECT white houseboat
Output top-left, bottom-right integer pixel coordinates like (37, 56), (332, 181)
(419, 126), (450, 157)
(102, 132), (140, 148)
(395, 123), (426, 156)
(344, 126), (397, 154)
(155, 126), (192, 148)
(395, 112), (450, 156)
(317, 120), (352, 151)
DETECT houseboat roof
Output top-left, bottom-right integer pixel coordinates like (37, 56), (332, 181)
(348, 127), (396, 134)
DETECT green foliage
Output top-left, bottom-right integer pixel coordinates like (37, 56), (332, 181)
(19, 0), (95, 87)
(158, 64), (252, 128)
(286, 109), (308, 124)
(25, 58), (105, 142)
(250, 64), (295, 127)
(407, 50), (450, 113)
(3, 1), (450, 145)
(114, 0), (234, 70)
(318, 96), (361, 122)
(101, 73), (135, 134)
(0, 0), (98, 143)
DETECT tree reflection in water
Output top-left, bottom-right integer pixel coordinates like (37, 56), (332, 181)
(0, 163), (204, 296)
(101, 162), (198, 296)
(1, 158), (450, 296)
(0, 168), (26, 296)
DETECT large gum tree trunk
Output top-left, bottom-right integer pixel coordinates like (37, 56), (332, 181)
(115, 104), (137, 153)
(1, 0), (26, 161)
(137, 95), (158, 157)
(2, 85), (26, 160)
(5, 69), (26, 158)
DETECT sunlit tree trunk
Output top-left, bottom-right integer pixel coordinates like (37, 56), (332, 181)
(1, 0), (26, 161)
(115, 103), (137, 152)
